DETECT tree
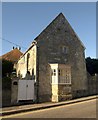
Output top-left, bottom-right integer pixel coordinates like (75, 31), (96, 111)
(2, 59), (14, 77)
(86, 57), (98, 75)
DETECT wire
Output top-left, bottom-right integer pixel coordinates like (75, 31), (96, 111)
(0, 37), (27, 50)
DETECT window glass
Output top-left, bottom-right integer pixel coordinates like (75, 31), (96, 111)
(53, 69), (56, 76)
(62, 46), (68, 54)
(58, 69), (61, 76)
(59, 68), (71, 84)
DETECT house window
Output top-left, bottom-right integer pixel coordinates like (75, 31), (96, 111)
(65, 72), (71, 84)
(53, 69), (56, 76)
(51, 69), (57, 84)
(62, 46), (67, 54)
(58, 69), (61, 76)
(59, 68), (71, 84)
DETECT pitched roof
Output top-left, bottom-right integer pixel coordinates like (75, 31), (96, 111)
(34, 13), (64, 41)
(0, 48), (23, 63)
(18, 13), (85, 59)
(34, 12), (85, 48)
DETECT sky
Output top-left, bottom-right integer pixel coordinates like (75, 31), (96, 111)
(2, 2), (96, 58)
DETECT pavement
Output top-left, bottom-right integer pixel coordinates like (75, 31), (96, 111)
(1, 95), (97, 116)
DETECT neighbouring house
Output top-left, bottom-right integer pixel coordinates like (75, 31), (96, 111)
(16, 13), (88, 102)
(1, 47), (23, 69)
(1, 47), (23, 107)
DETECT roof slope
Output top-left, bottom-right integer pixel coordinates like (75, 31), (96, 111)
(34, 13), (85, 48)
(19, 13), (85, 59)
(1, 48), (23, 63)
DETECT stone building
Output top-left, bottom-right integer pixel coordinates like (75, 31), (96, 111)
(16, 13), (88, 102)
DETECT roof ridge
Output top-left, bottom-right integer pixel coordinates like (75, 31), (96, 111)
(2, 48), (22, 56)
(1, 48), (23, 62)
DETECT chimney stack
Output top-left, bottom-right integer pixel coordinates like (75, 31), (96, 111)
(13, 46), (15, 49)
(19, 47), (21, 50)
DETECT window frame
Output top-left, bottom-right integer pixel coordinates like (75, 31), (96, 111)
(58, 68), (71, 84)
(62, 46), (67, 54)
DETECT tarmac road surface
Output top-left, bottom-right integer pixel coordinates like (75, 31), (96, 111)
(2, 99), (96, 118)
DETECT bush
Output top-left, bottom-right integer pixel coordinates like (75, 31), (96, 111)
(2, 77), (12, 90)
(2, 59), (13, 77)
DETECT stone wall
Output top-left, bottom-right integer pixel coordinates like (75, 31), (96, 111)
(11, 79), (18, 105)
(2, 77), (11, 107)
(36, 13), (87, 102)
(2, 90), (11, 107)
(87, 73), (97, 95)
(38, 63), (52, 102)
(58, 84), (72, 101)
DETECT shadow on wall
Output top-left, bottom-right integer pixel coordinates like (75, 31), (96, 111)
(2, 77), (11, 107)
(72, 73), (98, 99)
(87, 73), (98, 96)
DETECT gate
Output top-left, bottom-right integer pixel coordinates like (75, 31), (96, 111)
(17, 80), (34, 101)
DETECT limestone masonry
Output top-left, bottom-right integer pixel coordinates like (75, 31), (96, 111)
(16, 13), (88, 102)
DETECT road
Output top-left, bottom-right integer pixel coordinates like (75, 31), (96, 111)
(3, 99), (96, 118)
